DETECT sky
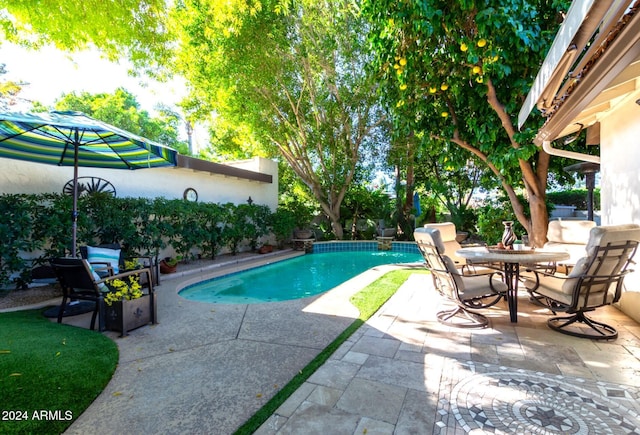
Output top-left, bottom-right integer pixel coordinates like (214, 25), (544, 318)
(0, 43), (210, 149)
(0, 43), (186, 113)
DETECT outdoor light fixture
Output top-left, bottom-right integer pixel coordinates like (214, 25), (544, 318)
(563, 123), (584, 145)
(247, 196), (254, 205)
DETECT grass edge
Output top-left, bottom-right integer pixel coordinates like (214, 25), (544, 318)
(233, 268), (426, 434)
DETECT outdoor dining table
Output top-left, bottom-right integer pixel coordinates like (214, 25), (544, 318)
(455, 247), (570, 323)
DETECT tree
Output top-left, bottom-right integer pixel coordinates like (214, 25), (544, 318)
(415, 139), (490, 233)
(53, 88), (187, 151)
(171, 0), (386, 239)
(0, 0), (172, 74)
(362, 0), (571, 247)
(0, 63), (25, 110)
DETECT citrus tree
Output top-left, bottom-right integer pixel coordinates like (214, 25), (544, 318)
(362, 0), (571, 246)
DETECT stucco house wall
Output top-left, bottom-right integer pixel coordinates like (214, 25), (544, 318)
(600, 94), (640, 323)
(0, 156), (278, 210)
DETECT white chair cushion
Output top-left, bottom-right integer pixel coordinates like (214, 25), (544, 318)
(547, 220), (596, 244)
(459, 274), (507, 300)
(423, 223), (466, 265)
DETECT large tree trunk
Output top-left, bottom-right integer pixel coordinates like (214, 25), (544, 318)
(528, 193), (549, 248)
(484, 79), (551, 247)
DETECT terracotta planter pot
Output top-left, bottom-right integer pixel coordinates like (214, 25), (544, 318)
(258, 245), (273, 254)
(159, 260), (177, 274)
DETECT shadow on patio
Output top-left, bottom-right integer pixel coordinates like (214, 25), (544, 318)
(47, 257), (640, 434)
(258, 273), (640, 434)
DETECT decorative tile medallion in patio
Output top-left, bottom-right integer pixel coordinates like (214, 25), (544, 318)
(438, 362), (640, 434)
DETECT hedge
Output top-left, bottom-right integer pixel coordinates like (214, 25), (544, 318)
(0, 194), (292, 289)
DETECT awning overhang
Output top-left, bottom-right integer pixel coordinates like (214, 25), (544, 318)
(518, 0), (640, 146)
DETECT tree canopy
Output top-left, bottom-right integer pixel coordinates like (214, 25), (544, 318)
(0, 0), (173, 74)
(53, 88), (187, 152)
(1, 0), (593, 243)
(171, 0), (387, 238)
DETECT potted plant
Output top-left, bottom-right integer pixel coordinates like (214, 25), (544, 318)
(159, 256), (178, 274)
(103, 275), (156, 336)
(258, 244), (274, 254)
(277, 198), (315, 240)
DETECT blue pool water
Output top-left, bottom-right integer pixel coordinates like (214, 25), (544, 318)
(179, 250), (423, 304)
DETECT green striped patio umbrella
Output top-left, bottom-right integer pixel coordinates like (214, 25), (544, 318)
(0, 110), (178, 256)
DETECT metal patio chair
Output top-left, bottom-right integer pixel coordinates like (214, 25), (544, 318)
(524, 224), (640, 340)
(414, 227), (507, 328)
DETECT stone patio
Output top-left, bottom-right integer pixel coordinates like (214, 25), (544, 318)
(8, 251), (640, 434)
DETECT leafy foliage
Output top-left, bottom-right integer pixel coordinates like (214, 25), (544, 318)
(361, 0), (572, 246)
(414, 142), (490, 232)
(547, 188), (600, 210)
(0, 194), (277, 288)
(0, 0), (173, 73)
(53, 89), (187, 152)
(171, 0), (386, 238)
(476, 199), (528, 245)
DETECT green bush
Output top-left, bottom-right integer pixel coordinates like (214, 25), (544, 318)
(476, 197), (528, 245)
(0, 194), (277, 288)
(270, 208), (297, 248)
(547, 188), (600, 210)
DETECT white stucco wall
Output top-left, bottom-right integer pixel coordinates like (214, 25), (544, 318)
(0, 156), (278, 210)
(600, 93), (640, 323)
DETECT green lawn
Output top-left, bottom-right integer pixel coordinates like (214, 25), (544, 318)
(234, 268), (428, 434)
(0, 309), (118, 435)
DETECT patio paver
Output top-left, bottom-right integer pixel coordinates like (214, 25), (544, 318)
(16, 251), (640, 434)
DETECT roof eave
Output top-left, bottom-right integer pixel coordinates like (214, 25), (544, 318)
(534, 9), (640, 145)
(176, 155), (273, 183)
(534, 10), (640, 145)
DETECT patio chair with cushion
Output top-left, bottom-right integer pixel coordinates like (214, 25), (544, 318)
(423, 223), (467, 267)
(423, 222), (495, 274)
(524, 224), (640, 339)
(414, 227), (507, 328)
(49, 257), (155, 331)
(80, 243), (157, 287)
(543, 220), (597, 273)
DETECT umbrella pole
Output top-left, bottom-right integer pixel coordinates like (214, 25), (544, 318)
(71, 132), (80, 257)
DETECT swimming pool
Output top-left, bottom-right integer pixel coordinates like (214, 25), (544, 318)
(179, 249), (423, 304)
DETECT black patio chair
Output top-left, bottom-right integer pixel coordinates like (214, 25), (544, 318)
(79, 244), (158, 287)
(49, 257), (154, 331)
